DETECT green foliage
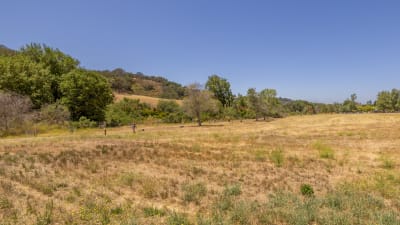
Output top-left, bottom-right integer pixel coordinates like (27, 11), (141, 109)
(284, 100), (316, 115)
(20, 43), (79, 100)
(0, 54), (54, 108)
(60, 69), (113, 121)
(205, 74), (234, 107)
(300, 184), (315, 197)
(71, 116), (97, 129)
(106, 98), (153, 126)
(233, 94), (254, 119)
(376, 89), (400, 112)
(157, 100), (185, 123)
(183, 83), (219, 126)
(260, 88), (281, 118)
(247, 88), (281, 120)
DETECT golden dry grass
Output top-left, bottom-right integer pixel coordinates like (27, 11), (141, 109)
(114, 93), (182, 107)
(0, 114), (399, 224)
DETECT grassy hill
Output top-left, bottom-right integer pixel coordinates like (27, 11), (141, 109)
(0, 44), (16, 56)
(114, 93), (183, 107)
(99, 68), (186, 100)
(0, 114), (399, 224)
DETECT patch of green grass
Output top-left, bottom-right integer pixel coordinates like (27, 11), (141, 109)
(269, 148), (285, 167)
(167, 212), (192, 225)
(223, 184), (242, 196)
(300, 184), (314, 197)
(313, 141), (335, 159)
(254, 149), (267, 162)
(36, 201), (53, 225)
(0, 196), (13, 209)
(143, 206), (166, 217)
(380, 156), (395, 169)
(119, 172), (138, 186)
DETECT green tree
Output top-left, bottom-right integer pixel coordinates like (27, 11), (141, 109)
(259, 88), (280, 119)
(60, 70), (113, 121)
(106, 98), (153, 126)
(247, 88), (261, 120)
(376, 90), (394, 112)
(205, 75), (234, 107)
(183, 83), (218, 126)
(341, 93), (358, 113)
(20, 43), (79, 99)
(0, 54), (53, 108)
(233, 94), (252, 119)
(157, 100), (184, 123)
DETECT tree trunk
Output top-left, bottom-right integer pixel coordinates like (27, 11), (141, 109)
(196, 112), (202, 126)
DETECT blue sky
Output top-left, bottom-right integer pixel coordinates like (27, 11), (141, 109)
(1, 0), (399, 103)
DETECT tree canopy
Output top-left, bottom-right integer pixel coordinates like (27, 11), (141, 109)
(60, 69), (113, 121)
(183, 83), (218, 126)
(205, 74), (234, 108)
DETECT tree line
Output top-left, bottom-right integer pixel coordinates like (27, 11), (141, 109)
(0, 43), (399, 136)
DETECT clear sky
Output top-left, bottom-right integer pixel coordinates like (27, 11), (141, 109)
(1, 0), (399, 103)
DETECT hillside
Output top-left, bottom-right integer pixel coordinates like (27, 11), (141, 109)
(0, 44), (16, 56)
(0, 44), (186, 100)
(114, 93), (183, 107)
(98, 68), (186, 100)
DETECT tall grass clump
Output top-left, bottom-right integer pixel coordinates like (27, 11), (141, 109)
(380, 156), (395, 169)
(182, 182), (207, 204)
(313, 141), (334, 159)
(269, 148), (285, 167)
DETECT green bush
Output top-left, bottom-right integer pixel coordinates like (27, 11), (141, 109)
(106, 98), (153, 126)
(300, 184), (314, 197)
(71, 116), (97, 129)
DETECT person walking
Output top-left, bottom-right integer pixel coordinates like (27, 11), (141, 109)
(131, 123), (136, 133)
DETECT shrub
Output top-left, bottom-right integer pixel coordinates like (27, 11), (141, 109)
(269, 148), (285, 167)
(182, 182), (207, 204)
(300, 184), (314, 197)
(380, 156), (395, 169)
(39, 102), (70, 125)
(71, 116), (97, 129)
(105, 98), (153, 126)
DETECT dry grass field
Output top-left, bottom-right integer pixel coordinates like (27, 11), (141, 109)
(0, 114), (400, 224)
(114, 93), (183, 107)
